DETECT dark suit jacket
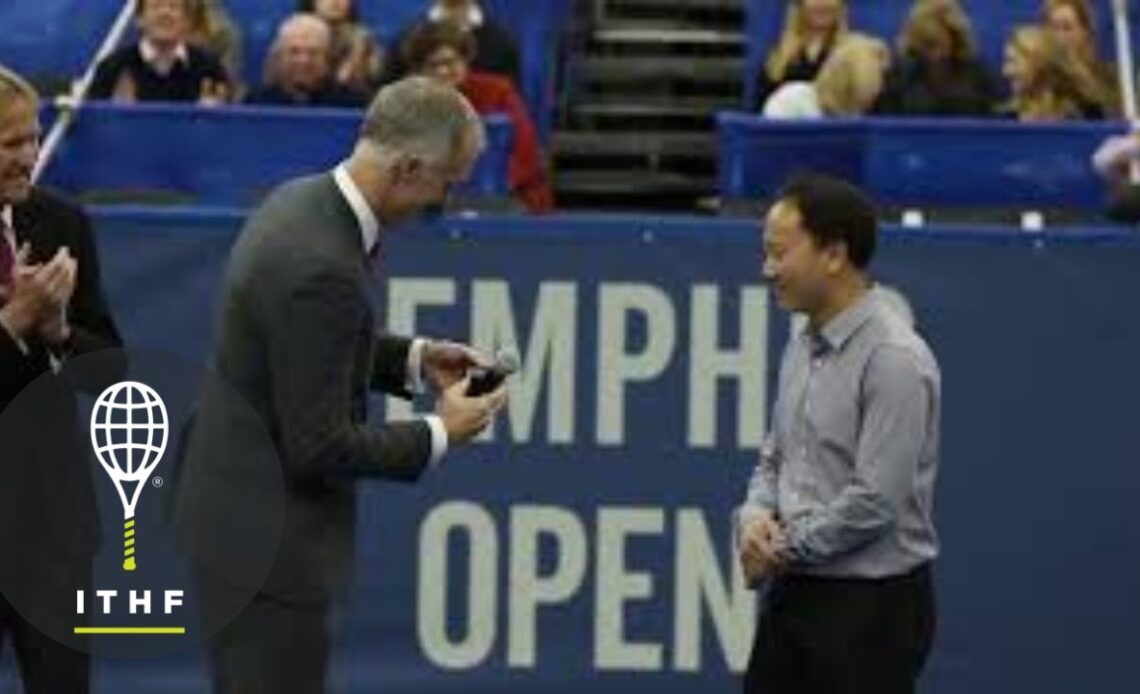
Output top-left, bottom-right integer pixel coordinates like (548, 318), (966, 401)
(175, 173), (433, 604)
(0, 188), (123, 570)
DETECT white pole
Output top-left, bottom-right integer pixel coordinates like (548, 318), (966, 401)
(1111, 0), (1140, 183)
(32, 0), (138, 183)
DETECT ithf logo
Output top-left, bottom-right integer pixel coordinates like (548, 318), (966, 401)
(89, 382), (169, 572)
(78, 381), (184, 637)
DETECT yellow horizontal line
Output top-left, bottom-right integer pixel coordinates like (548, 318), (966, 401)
(74, 627), (186, 635)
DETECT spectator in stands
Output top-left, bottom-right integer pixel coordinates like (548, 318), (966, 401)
(90, 0), (230, 104)
(1094, 131), (1140, 187)
(1002, 25), (1105, 121)
(874, 0), (999, 117)
(1041, 0), (1119, 115)
(188, 0), (244, 95)
(763, 33), (889, 119)
(754, 0), (849, 111)
(296, 0), (384, 95)
(248, 14), (368, 108)
(403, 21), (553, 212)
(383, 1), (521, 86)
(1092, 131), (1140, 222)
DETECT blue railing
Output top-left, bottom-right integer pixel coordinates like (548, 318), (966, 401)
(718, 112), (1122, 210)
(40, 102), (512, 206)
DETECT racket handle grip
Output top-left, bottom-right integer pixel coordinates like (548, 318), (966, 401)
(123, 518), (137, 572)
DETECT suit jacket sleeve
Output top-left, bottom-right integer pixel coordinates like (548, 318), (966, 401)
(0, 324), (36, 399)
(66, 202), (123, 359)
(371, 334), (413, 397)
(269, 266), (431, 482)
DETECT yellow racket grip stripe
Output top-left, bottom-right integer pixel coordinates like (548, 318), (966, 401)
(123, 520), (137, 572)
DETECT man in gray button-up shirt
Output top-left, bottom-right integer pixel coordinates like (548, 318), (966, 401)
(738, 174), (940, 694)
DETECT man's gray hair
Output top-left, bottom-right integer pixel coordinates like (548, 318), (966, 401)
(358, 76), (482, 165)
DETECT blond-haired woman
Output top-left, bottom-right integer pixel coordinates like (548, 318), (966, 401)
(754, 0), (849, 110)
(875, 0), (998, 116)
(763, 33), (889, 119)
(1040, 0), (1118, 115)
(188, 0), (244, 94)
(1002, 24), (1105, 121)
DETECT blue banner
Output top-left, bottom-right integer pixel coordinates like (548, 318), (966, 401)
(4, 208), (1137, 693)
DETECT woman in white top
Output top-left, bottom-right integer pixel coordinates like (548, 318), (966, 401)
(762, 33), (890, 119)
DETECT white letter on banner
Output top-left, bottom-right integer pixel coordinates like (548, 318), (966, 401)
(596, 284), (676, 445)
(507, 505), (588, 668)
(165, 590), (184, 615)
(688, 286), (768, 449)
(129, 590), (151, 615)
(673, 509), (757, 672)
(594, 507), (665, 671)
(418, 502), (498, 669)
(385, 279), (457, 421)
(470, 281), (577, 444)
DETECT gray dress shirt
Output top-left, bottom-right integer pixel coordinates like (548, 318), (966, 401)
(740, 289), (941, 578)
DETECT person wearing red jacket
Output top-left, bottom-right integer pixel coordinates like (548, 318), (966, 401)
(402, 21), (554, 213)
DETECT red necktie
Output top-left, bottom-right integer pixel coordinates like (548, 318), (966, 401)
(0, 219), (15, 289)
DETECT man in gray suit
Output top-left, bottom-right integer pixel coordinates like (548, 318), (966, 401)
(175, 76), (507, 693)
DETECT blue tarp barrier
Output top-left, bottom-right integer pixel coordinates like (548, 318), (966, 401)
(2, 208), (1136, 692)
(39, 102), (513, 206)
(717, 113), (1120, 210)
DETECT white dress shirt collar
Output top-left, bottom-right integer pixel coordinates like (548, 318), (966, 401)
(139, 39), (190, 72)
(333, 164), (380, 255)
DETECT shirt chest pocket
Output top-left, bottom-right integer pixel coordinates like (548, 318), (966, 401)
(804, 374), (862, 465)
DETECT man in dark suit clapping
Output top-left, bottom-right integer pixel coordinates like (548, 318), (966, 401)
(0, 64), (124, 694)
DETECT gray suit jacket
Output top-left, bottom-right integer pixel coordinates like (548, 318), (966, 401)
(175, 173), (432, 604)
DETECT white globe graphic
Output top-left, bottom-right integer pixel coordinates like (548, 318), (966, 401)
(91, 382), (169, 478)
(90, 381), (169, 572)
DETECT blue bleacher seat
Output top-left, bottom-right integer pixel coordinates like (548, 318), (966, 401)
(40, 102), (512, 206)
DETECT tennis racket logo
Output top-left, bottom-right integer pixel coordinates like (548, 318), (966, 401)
(89, 381), (169, 572)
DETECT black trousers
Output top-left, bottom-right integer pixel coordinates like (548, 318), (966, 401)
(0, 573), (91, 694)
(744, 564), (936, 694)
(198, 573), (331, 694)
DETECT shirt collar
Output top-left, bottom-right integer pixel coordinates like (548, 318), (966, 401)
(333, 164), (380, 255)
(1, 207), (12, 230)
(139, 39), (189, 68)
(803, 288), (877, 354)
(429, 2), (485, 27)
